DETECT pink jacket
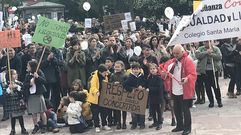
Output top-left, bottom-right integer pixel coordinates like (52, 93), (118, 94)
(160, 52), (197, 99)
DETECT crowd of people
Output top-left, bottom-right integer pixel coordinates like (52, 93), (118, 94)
(0, 15), (240, 135)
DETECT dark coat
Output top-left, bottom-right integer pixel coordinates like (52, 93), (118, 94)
(147, 75), (164, 104)
(123, 73), (146, 92)
(139, 55), (158, 79)
(66, 47), (86, 87)
(37, 48), (63, 83)
(23, 70), (47, 98)
(0, 55), (21, 75)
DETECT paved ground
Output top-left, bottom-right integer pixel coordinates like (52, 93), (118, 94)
(1, 78), (241, 135)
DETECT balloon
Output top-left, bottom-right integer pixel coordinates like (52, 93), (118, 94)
(134, 46), (142, 56)
(12, 6), (17, 11)
(83, 2), (91, 11)
(32, 16), (36, 20)
(81, 40), (88, 50)
(13, 16), (18, 21)
(164, 7), (174, 19)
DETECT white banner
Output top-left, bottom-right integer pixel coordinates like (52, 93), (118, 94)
(168, 0), (241, 46)
(85, 18), (92, 28)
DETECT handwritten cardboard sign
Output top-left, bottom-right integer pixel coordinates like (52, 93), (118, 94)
(99, 82), (148, 115)
(0, 30), (21, 48)
(32, 16), (70, 48)
(103, 13), (125, 32)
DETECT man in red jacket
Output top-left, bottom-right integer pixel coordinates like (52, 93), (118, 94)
(161, 44), (197, 135)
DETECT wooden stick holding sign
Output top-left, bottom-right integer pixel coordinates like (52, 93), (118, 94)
(6, 48), (12, 87)
(208, 41), (218, 89)
(36, 46), (47, 72)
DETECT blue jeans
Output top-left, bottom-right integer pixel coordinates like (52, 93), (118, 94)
(131, 113), (145, 127)
(48, 111), (58, 128)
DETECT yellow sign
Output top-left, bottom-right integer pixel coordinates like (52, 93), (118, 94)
(193, 0), (202, 12)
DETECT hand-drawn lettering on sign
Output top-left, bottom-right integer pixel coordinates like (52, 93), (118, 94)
(0, 30), (21, 48)
(99, 82), (148, 115)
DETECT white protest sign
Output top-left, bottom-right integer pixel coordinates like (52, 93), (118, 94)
(85, 18), (92, 28)
(124, 12), (132, 21)
(121, 20), (128, 30)
(168, 0), (241, 46)
(22, 33), (33, 46)
(129, 22), (136, 31)
(130, 33), (137, 42)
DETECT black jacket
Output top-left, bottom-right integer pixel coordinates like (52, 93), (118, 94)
(147, 75), (164, 104)
(23, 70), (47, 98)
(123, 73), (146, 92)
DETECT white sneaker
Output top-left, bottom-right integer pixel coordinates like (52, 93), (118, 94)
(102, 125), (111, 130)
(95, 127), (101, 133)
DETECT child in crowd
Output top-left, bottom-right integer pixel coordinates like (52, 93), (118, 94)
(110, 61), (128, 130)
(57, 96), (70, 124)
(67, 91), (87, 133)
(105, 57), (114, 75)
(5, 69), (28, 135)
(159, 56), (176, 126)
(147, 63), (164, 130)
(79, 91), (93, 128)
(105, 57), (115, 126)
(123, 62), (146, 129)
(44, 99), (60, 133)
(87, 64), (111, 133)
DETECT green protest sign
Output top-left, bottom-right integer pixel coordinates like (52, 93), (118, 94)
(32, 16), (70, 48)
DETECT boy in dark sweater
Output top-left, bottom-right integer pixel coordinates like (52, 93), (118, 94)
(123, 62), (146, 129)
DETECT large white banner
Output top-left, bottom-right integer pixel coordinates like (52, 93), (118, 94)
(168, 0), (241, 46)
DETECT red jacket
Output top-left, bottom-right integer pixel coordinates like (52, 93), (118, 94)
(160, 52), (197, 99)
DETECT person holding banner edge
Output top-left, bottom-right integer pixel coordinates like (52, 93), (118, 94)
(195, 40), (223, 108)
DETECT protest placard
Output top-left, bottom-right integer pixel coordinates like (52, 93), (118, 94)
(121, 20), (129, 30)
(103, 13), (125, 32)
(129, 22), (136, 31)
(99, 82), (148, 115)
(168, 0), (241, 46)
(124, 12), (132, 21)
(32, 16), (70, 48)
(85, 18), (92, 28)
(0, 30), (21, 48)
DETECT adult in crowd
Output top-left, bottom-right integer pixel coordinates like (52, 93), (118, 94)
(196, 41), (223, 108)
(85, 37), (101, 84)
(162, 44), (197, 135)
(66, 37), (86, 89)
(38, 46), (63, 111)
(21, 43), (38, 81)
(220, 39), (237, 98)
(233, 37), (241, 95)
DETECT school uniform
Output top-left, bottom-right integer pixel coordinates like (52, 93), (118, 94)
(123, 73), (146, 128)
(147, 74), (164, 126)
(23, 70), (47, 114)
